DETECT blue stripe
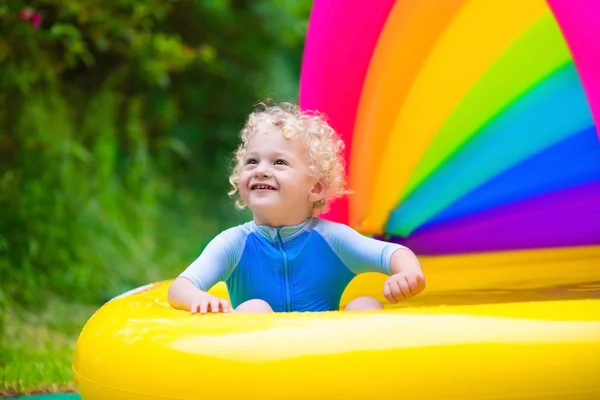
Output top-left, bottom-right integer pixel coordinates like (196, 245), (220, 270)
(423, 126), (600, 228)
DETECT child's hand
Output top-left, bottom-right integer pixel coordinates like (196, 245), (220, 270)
(190, 295), (234, 314)
(383, 272), (425, 303)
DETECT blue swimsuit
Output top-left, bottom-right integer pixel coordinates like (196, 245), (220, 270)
(179, 217), (407, 312)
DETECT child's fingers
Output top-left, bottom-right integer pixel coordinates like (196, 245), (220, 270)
(383, 273), (426, 304)
(383, 281), (390, 301)
(397, 276), (412, 298)
(406, 274), (424, 295)
(191, 300), (228, 314)
(199, 300), (209, 314)
(390, 280), (403, 300)
(405, 274), (417, 293)
(209, 299), (220, 313)
(191, 298), (233, 314)
(416, 274), (426, 293)
(219, 299), (231, 312)
(191, 302), (206, 314)
(383, 281), (397, 303)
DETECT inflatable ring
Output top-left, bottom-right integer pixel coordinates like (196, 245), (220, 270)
(73, 250), (600, 400)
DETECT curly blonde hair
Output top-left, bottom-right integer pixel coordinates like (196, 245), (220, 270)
(228, 101), (350, 214)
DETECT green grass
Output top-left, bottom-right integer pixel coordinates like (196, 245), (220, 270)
(1, 296), (96, 398)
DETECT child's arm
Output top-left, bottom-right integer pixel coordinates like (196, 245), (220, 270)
(168, 226), (245, 313)
(384, 247), (426, 303)
(390, 247), (423, 276)
(168, 277), (232, 313)
(315, 219), (425, 302)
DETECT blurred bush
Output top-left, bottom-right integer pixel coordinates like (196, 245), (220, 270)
(0, 0), (311, 307)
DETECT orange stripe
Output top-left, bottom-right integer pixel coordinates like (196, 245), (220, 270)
(349, 0), (469, 231)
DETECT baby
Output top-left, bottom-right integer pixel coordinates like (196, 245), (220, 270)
(168, 102), (425, 314)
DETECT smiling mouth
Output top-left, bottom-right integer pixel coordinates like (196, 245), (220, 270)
(251, 184), (276, 190)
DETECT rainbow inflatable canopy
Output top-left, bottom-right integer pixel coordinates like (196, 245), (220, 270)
(300, 0), (600, 256)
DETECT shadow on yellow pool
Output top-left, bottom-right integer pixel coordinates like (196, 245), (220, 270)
(72, 246), (600, 399)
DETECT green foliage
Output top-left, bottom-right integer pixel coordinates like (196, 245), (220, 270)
(1, 0), (193, 91)
(0, 0), (311, 314)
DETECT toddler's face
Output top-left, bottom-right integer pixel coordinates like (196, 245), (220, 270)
(239, 128), (324, 226)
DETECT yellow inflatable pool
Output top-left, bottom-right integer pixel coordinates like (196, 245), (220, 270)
(72, 246), (600, 399)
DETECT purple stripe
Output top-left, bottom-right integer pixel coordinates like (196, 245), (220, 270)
(387, 181), (600, 255)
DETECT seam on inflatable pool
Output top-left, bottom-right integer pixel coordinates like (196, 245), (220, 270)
(73, 368), (188, 400)
(108, 283), (157, 302)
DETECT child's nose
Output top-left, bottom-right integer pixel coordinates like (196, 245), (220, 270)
(254, 163), (271, 177)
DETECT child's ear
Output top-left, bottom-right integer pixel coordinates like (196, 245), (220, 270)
(308, 181), (326, 202)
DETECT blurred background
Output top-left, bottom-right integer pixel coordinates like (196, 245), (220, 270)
(0, 0), (312, 396)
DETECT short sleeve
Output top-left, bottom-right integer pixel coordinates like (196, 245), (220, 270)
(178, 226), (248, 291)
(314, 219), (408, 275)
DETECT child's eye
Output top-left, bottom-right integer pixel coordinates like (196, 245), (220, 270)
(274, 159), (287, 165)
(246, 158), (257, 165)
